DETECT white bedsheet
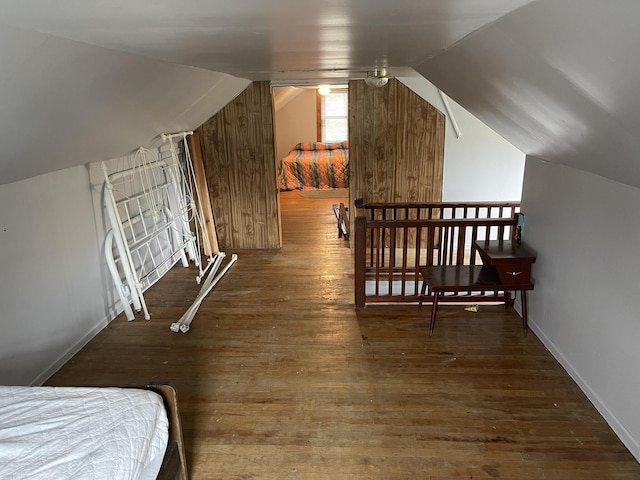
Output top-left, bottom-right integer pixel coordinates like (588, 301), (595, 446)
(0, 386), (169, 480)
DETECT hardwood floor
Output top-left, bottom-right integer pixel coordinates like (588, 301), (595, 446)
(47, 190), (640, 479)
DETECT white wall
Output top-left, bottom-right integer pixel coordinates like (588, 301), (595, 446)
(0, 143), (202, 386)
(398, 76), (525, 202)
(522, 156), (640, 460)
(274, 89), (317, 161)
(0, 167), (108, 385)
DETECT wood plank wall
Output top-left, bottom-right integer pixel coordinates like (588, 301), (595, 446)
(197, 82), (281, 249)
(348, 78), (445, 206)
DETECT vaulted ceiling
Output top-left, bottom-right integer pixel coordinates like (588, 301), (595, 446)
(1, 0), (639, 190)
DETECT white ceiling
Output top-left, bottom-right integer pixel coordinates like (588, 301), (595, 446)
(0, 0), (533, 83)
(2, 0), (640, 191)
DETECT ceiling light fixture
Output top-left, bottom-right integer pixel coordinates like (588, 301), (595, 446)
(318, 85), (331, 95)
(364, 68), (389, 88)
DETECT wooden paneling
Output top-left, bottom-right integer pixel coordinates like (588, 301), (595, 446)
(349, 78), (445, 252)
(197, 79), (442, 250)
(394, 84), (445, 203)
(198, 81), (281, 249)
(349, 78), (445, 207)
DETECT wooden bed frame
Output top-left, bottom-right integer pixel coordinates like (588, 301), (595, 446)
(146, 384), (188, 480)
(1, 383), (188, 479)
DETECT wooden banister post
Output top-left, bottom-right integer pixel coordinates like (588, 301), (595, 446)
(354, 198), (367, 308)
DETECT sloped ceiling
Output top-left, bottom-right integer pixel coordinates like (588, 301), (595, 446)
(2, 0), (640, 190)
(417, 0), (640, 188)
(0, 24), (250, 185)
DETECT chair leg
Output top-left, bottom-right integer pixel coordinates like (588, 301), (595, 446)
(429, 292), (440, 336)
(521, 290), (529, 336)
(419, 279), (428, 309)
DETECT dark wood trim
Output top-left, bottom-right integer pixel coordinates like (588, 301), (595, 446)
(354, 198), (367, 308)
(354, 198), (521, 306)
(316, 90), (322, 142)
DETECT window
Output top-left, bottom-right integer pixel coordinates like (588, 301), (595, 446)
(317, 89), (348, 143)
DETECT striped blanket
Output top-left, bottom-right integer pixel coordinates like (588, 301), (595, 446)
(278, 141), (349, 191)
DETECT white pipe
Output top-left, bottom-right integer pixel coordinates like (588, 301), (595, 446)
(195, 253), (216, 284)
(105, 230), (136, 321)
(170, 253), (237, 333)
(170, 253), (225, 332)
(438, 90), (462, 139)
(161, 131), (194, 142)
(137, 282), (151, 320)
(179, 253), (237, 333)
(192, 252), (225, 299)
(101, 164), (143, 313)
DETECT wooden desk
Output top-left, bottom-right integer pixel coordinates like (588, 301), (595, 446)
(419, 241), (535, 336)
(475, 240), (535, 335)
(475, 240), (536, 285)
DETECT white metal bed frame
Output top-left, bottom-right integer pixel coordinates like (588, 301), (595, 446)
(102, 151), (194, 320)
(102, 132), (235, 331)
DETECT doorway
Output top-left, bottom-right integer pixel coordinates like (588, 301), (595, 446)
(273, 84), (350, 245)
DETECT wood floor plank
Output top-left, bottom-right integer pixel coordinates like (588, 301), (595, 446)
(47, 190), (640, 479)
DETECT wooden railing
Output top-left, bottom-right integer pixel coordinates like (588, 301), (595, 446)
(354, 199), (520, 307)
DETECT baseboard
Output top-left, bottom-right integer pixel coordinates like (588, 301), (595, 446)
(29, 314), (112, 386)
(31, 271), (177, 386)
(528, 316), (640, 462)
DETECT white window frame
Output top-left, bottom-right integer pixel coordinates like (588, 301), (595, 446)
(317, 88), (348, 143)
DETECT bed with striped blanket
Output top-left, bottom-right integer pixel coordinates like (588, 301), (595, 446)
(278, 141), (349, 191)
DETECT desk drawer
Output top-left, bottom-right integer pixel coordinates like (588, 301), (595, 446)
(495, 263), (532, 284)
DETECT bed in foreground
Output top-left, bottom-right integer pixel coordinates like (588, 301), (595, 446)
(278, 141), (349, 191)
(0, 383), (186, 480)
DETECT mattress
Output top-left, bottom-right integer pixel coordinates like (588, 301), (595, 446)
(0, 386), (169, 480)
(278, 141), (349, 191)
